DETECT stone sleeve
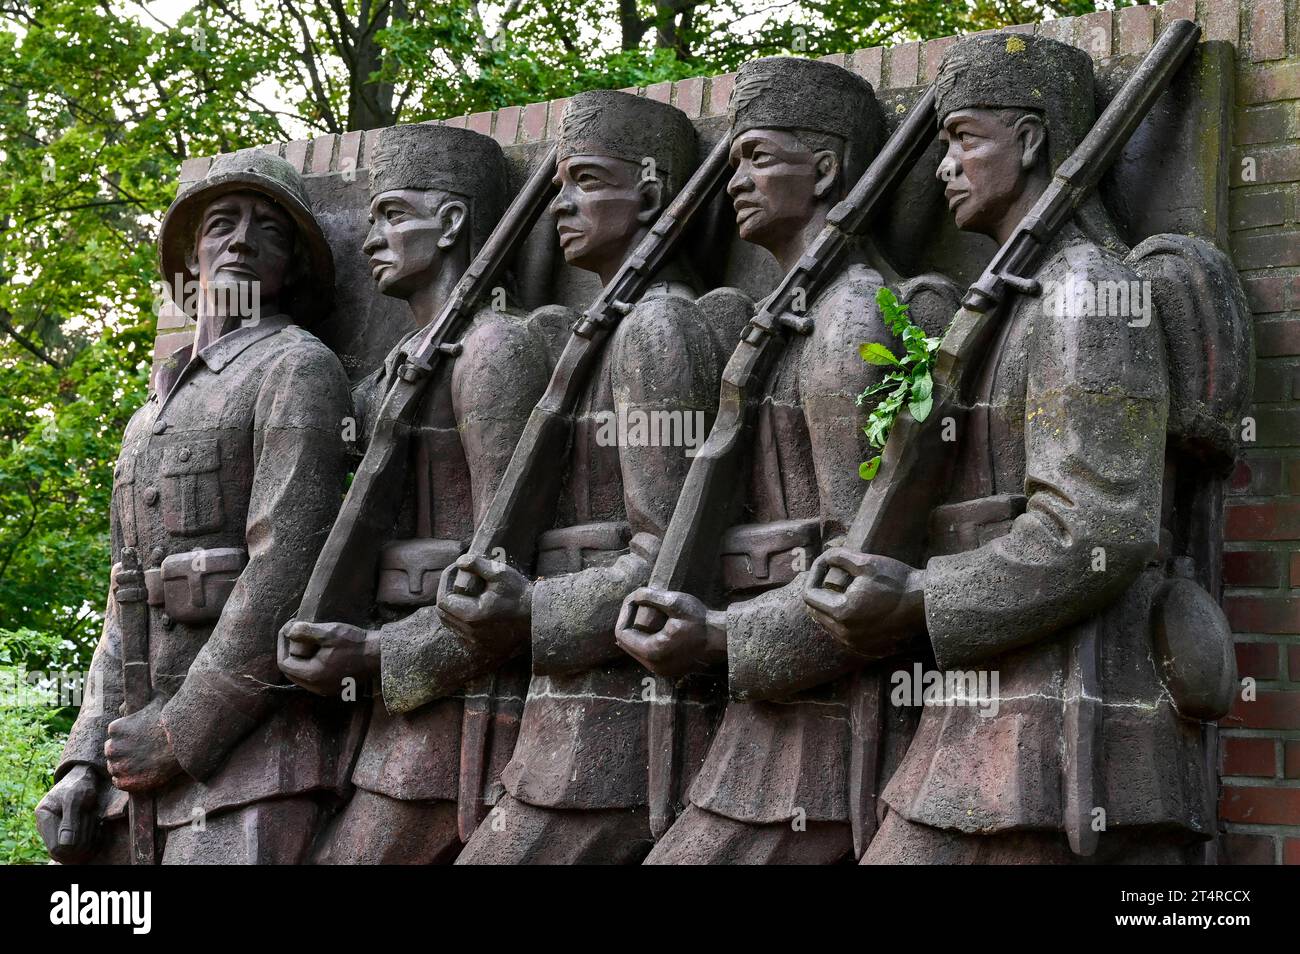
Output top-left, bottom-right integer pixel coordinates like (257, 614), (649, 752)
(923, 254), (1169, 670)
(56, 588), (125, 780)
(376, 605), (514, 714)
(800, 269), (892, 536)
(532, 540), (655, 677)
(726, 571), (868, 700)
(609, 293), (723, 534)
(721, 269), (890, 700)
(452, 310), (553, 525)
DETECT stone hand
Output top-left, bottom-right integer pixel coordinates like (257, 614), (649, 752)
(615, 587), (726, 678)
(104, 699), (182, 792)
(36, 764), (102, 864)
(804, 548), (926, 657)
(437, 554), (533, 650)
(279, 620), (379, 695)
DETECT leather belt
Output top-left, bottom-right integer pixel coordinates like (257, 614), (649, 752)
(928, 493), (1028, 557)
(536, 521), (632, 576)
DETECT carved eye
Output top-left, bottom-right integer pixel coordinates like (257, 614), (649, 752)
(204, 215), (234, 236)
(384, 208), (406, 224)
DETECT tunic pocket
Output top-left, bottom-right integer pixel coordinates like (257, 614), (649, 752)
(160, 438), (224, 536)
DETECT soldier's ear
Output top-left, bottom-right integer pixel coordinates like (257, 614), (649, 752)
(635, 176), (666, 225)
(1014, 115), (1047, 172)
(436, 199), (468, 250)
(812, 149), (840, 200)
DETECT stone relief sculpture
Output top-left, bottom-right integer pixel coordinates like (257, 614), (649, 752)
(37, 16), (1254, 867)
(37, 150), (354, 864)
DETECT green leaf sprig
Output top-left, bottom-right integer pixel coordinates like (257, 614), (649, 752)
(856, 286), (942, 480)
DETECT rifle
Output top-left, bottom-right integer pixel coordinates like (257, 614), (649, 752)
(293, 146), (561, 630)
(115, 547), (156, 865)
(626, 86), (941, 839)
(818, 18), (1203, 857)
(448, 133), (735, 840)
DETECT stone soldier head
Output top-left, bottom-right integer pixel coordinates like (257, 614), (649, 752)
(159, 148), (334, 324)
(364, 124), (509, 301)
(550, 90), (698, 283)
(726, 56), (882, 263)
(933, 33), (1098, 244)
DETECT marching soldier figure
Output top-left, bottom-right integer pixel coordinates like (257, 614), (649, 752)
(36, 149), (353, 864)
(804, 33), (1237, 863)
(615, 57), (942, 863)
(438, 90), (732, 863)
(278, 124), (552, 863)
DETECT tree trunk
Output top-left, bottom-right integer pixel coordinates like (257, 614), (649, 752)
(619, 0), (649, 51)
(347, 0), (399, 130)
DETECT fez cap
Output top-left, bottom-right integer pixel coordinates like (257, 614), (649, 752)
(729, 56), (882, 157)
(935, 32), (1096, 171)
(159, 147), (333, 322)
(369, 123), (508, 200)
(557, 90), (697, 192)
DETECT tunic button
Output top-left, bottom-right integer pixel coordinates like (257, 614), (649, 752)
(150, 547), (165, 564)
(143, 487), (160, 506)
(179, 447), (191, 462)
(161, 613), (174, 629)
(153, 420), (167, 435)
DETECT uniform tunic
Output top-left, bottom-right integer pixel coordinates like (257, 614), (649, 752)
(58, 316), (353, 829)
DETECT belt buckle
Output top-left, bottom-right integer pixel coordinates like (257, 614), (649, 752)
(720, 517), (822, 594)
(535, 521), (632, 575)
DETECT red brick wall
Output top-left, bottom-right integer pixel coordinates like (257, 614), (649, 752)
(1214, 0), (1300, 867)
(163, 0), (1300, 862)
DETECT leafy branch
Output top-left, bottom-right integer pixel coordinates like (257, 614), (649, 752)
(856, 286), (941, 480)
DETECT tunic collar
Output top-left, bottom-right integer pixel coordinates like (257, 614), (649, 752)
(155, 314), (291, 407)
(196, 314), (292, 373)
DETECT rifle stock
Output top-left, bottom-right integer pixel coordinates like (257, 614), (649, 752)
(627, 87), (941, 838)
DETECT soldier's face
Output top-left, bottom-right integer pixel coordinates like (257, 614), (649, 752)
(548, 154), (660, 274)
(727, 129), (833, 248)
(937, 108), (1043, 237)
(363, 189), (467, 299)
(190, 191), (295, 307)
